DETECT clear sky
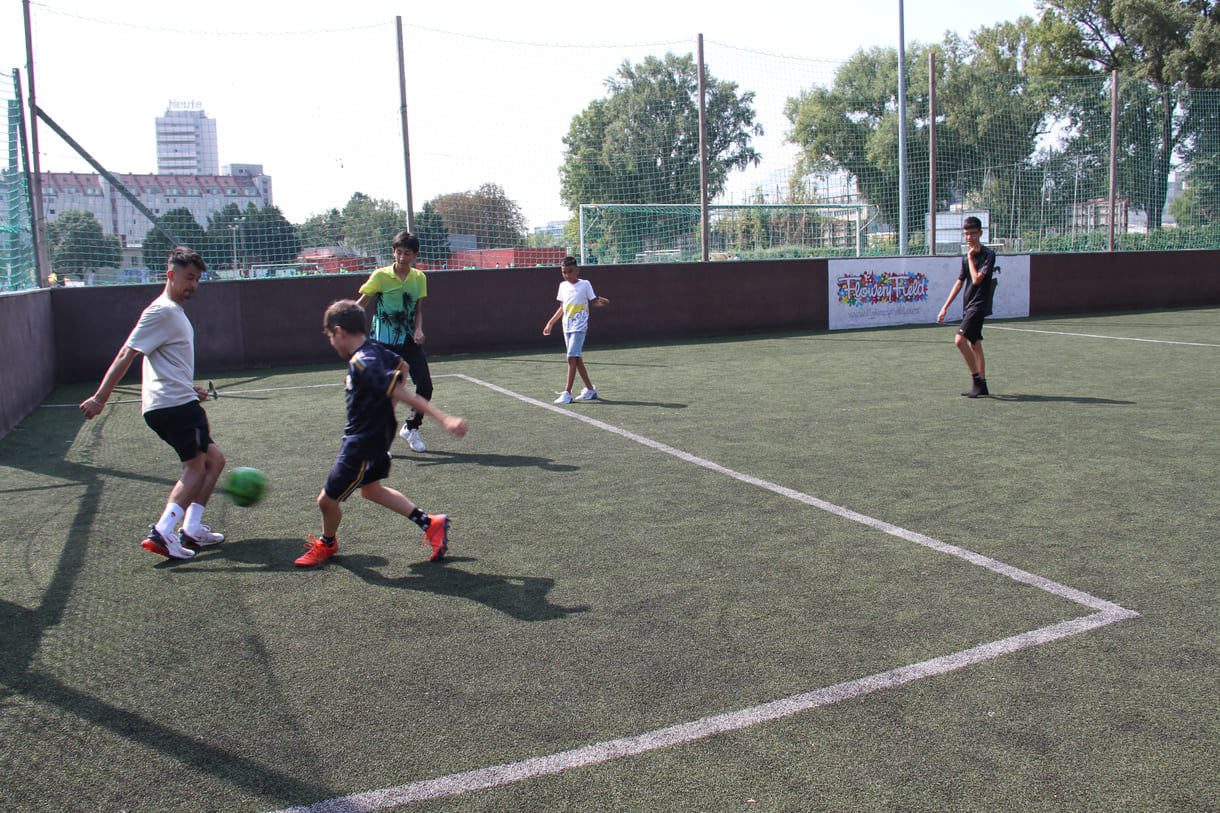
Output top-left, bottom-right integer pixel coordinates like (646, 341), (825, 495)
(3, 0), (1042, 229)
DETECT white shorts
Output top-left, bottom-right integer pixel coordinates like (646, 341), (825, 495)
(564, 330), (587, 357)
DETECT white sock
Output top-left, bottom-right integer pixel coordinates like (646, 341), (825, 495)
(155, 503), (185, 540)
(183, 503), (205, 536)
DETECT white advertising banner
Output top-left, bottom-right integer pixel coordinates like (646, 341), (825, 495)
(827, 255), (1030, 330)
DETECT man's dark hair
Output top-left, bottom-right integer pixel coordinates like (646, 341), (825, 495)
(324, 299), (368, 336)
(561, 256), (578, 268)
(168, 245), (207, 274)
(963, 216), (982, 232)
(392, 231), (420, 252)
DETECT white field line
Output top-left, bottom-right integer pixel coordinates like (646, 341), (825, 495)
(264, 374), (1139, 813)
(989, 325), (1220, 347)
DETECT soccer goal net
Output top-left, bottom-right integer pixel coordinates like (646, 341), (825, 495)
(577, 203), (868, 265)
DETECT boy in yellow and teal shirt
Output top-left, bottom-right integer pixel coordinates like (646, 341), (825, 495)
(356, 230), (433, 451)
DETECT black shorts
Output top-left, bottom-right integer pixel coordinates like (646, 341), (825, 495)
(324, 449), (392, 502)
(958, 308), (985, 343)
(144, 400), (214, 462)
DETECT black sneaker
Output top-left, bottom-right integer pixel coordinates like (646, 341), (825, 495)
(962, 378), (988, 398)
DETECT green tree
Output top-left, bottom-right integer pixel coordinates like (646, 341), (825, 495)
(560, 52), (762, 261)
(141, 207), (208, 271)
(786, 22), (1050, 244)
(205, 203), (246, 271)
(1032, 0), (1220, 229)
(342, 193), (405, 263)
(412, 201), (449, 265)
(428, 183), (527, 250)
(240, 203), (300, 265)
(47, 210), (121, 275)
(297, 207), (345, 250)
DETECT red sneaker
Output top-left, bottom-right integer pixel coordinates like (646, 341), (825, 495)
(141, 536), (169, 556)
(424, 515), (449, 562)
(295, 535), (336, 567)
(141, 527), (194, 559)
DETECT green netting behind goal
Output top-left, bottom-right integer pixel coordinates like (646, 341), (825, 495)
(578, 203), (867, 264)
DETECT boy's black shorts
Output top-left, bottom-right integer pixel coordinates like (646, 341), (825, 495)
(144, 400), (214, 462)
(957, 308), (986, 343)
(324, 449), (392, 502)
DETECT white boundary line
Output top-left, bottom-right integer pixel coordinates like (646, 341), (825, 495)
(265, 374), (1139, 813)
(989, 325), (1220, 347)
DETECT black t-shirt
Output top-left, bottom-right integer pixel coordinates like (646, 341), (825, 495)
(340, 339), (405, 459)
(960, 245), (996, 313)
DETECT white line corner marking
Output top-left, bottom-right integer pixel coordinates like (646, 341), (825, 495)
(269, 374), (1139, 813)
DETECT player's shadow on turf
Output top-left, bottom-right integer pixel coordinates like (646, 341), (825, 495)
(180, 538), (335, 572)
(578, 397), (687, 408)
(398, 450), (579, 472)
(988, 393), (1135, 405)
(337, 554), (591, 621)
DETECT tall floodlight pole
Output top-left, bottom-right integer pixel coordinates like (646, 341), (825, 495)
(697, 34), (710, 263)
(1107, 69), (1118, 252)
(397, 16), (414, 232)
(897, 0), (909, 255)
(928, 52), (937, 255)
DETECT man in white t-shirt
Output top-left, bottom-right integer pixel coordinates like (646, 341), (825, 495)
(80, 246), (227, 560)
(542, 256), (609, 404)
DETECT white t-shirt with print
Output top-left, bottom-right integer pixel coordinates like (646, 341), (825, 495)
(557, 278), (597, 333)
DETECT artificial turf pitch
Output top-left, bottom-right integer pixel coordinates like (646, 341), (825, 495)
(2, 309), (1218, 812)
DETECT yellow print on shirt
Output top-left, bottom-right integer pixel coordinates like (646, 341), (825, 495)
(564, 302), (588, 319)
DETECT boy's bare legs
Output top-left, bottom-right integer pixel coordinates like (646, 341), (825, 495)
(954, 335), (988, 397)
(573, 357), (594, 391)
(297, 489), (345, 566)
(169, 444), (226, 510)
(303, 480), (448, 567)
(564, 357), (579, 395)
(954, 334), (985, 379)
(359, 481), (418, 517)
(315, 478), (422, 539)
(317, 491), (344, 538)
(361, 481), (449, 561)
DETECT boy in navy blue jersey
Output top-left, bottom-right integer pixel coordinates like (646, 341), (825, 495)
(297, 300), (468, 567)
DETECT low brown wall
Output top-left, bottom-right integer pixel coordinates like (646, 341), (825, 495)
(3, 250), (1219, 441)
(1030, 249), (1220, 315)
(50, 259), (831, 384)
(0, 290), (56, 438)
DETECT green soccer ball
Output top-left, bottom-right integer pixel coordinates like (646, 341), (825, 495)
(226, 467), (267, 507)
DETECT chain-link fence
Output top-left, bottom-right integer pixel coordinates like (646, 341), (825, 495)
(2, 14), (1218, 292)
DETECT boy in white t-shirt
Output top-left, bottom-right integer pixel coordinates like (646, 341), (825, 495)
(542, 256), (609, 404)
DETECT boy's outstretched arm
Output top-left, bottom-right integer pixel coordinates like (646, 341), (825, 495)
(391, 382), (467, 437)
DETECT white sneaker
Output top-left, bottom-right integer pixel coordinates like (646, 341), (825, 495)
(181, 525), (225, 548)
(405, 428), (426, 452)
(574, 387), (598, 401)
(554, 391), (573, 404)
(398, 423), (413, 441)
(160, 529), (196, 560)
(142, 526), (195, 560)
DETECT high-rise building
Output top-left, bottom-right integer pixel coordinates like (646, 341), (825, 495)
(36, 101), (276, 256)
(156, 101), (219, 175)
